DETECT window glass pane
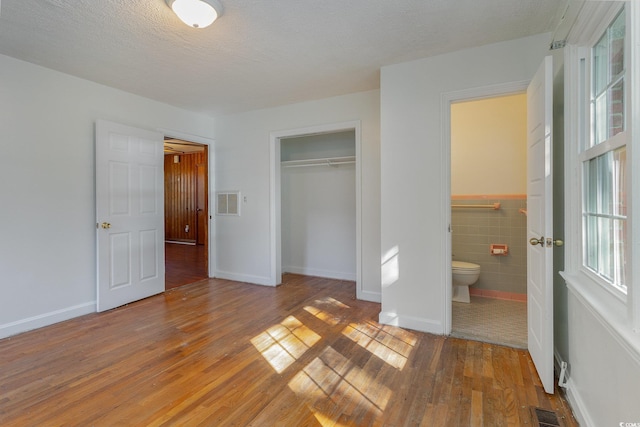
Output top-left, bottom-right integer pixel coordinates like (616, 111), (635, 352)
(585, 158), (598, 212)
(585, 215), (599, 270)
(613, 218), (627, 290)
(608, 79), (624, 138)
(593, 94), (607, 146)
(593, 33), (608, 95)
(613, 146), (627, 216)
(597, 152), (612, 215)
(610, 9), (625, 77)
(597, 216), (612, 281)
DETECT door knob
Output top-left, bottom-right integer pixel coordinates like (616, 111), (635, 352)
(529, 237), (544, 246)
(553, 239), (564, 247)
(101, 222), (111, 229)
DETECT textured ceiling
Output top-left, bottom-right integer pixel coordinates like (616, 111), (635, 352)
(0, 0), (565, 117)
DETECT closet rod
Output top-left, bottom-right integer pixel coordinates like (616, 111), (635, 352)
(451, 202), (501, 210)
(281, 156), (355, 168)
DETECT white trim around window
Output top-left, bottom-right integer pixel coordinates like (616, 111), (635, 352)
(563, 1), (640, 348)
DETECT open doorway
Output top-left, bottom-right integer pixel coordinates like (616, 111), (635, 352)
(270, 121), (363, 297)
(280, 131), (356, 282)
(449, 93), (528, 348)
(164, 138), (209, 290)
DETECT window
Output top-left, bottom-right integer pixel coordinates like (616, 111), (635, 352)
(581, 8), (628, 294)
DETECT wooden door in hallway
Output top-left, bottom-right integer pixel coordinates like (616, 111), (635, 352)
(196, 161), (208, 246)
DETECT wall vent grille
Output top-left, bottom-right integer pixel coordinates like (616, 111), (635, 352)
(216, 191), (240, 216)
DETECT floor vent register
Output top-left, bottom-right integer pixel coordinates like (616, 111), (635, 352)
(530, 407), (562, 427)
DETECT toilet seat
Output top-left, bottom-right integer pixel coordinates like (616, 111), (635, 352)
(452, 261), (480, 273)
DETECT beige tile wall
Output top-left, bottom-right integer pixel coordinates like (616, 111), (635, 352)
(451, 197), (527, 294)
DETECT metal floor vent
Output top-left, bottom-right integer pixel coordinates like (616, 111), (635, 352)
(530, 407), (561, 427)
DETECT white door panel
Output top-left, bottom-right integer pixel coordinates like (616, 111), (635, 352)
(527, 56), (554, 394)
(96, 120), (165, 312)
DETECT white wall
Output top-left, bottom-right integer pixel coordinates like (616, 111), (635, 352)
(0, 54), (214, 338)
(564, 288), (640, 426)
(379, 33), (551, 332)
(212, 90), (381, 301)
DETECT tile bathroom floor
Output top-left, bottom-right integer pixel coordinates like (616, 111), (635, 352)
(451, 296), (527, 348)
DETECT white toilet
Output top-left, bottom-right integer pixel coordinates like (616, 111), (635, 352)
(452, 261), (481, 303)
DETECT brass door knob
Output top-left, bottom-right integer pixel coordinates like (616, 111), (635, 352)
(101, 222), (111, 229)
(529, 237), (544, 246)
(553, 239), (564, 247)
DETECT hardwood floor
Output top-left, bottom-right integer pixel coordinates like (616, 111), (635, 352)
(0, 275), (577, 426)
(165, 242), (208, 290)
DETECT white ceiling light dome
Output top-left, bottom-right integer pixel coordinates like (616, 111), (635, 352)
(166, 0), (224, 29)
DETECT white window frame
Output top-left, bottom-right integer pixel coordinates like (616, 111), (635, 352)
(563, 1), (640, 344)
(579, 7), (628, 298)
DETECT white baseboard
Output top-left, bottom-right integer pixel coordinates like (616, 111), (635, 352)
(213, 270), (275, 287)
(0, 302), (95, 339)
(378, 311), (443, 334)
(282, 266), (356, 282)
(357, 289), (381, 303)
(553, 348), (594, 427)
(563, 377), (594, 427)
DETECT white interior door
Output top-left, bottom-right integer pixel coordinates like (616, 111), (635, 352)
(526, 56), (554, 394)
(96, 120), (165, 312)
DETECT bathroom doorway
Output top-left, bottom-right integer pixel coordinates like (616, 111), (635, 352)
(449, 92), (528, 348)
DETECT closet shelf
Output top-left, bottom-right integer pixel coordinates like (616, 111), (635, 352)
(281, 156), (356, 168)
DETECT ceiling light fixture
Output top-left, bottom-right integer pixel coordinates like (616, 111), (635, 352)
(165, 0), (224, 29)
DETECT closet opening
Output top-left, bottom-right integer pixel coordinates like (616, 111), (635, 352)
(270, 121), (363, 298)
(281, 131), (356, 281)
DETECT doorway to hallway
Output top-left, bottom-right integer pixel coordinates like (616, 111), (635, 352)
(164, 138), (209, 290)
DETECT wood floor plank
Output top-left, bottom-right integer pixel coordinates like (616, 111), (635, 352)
(0, 274), (578, 426)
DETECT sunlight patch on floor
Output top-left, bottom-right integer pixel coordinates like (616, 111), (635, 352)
(251, 316), (321, 373)
(288, 346), (392, 418)
(304, 305), (341, 326)
(341, 321), (416, 370)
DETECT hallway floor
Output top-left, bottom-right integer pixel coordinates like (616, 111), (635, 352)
(451, 296), (528, 348)
(165, 242), (208, 290)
